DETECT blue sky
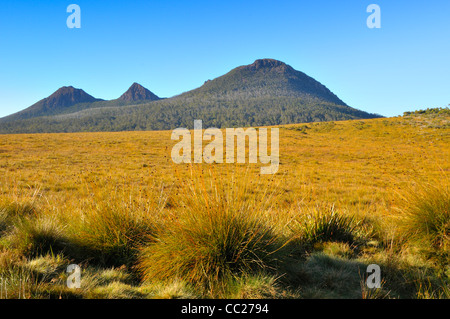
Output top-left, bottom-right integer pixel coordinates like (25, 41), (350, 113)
(0, 0), (449, 118)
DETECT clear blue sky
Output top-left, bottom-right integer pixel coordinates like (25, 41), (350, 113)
(0, 0), (449, 118)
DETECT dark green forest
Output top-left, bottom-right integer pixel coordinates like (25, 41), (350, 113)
(0, 96), (382, 134)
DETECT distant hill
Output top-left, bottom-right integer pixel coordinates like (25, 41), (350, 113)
(0, 59), (383, 133)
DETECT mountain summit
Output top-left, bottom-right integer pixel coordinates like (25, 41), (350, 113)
(118, 83), (160, 102)
(3, 86), (102, 121)
(181, 59), (347, 106)
(242, 58), (290, 71)
(31, 86), (101, 110)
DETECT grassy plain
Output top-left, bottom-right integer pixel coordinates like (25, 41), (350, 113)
(0, 114), (449, 299)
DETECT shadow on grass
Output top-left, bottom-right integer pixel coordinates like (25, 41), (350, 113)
(277, 242), (440, 299)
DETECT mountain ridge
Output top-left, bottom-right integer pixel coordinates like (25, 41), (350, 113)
(0, 59), (383, 133)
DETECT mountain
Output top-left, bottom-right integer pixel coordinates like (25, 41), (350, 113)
(2, 86), (103, 121)
(180, 59), (346, 105)
(0, 59), (383, 133)
(118, 83), (160, 102)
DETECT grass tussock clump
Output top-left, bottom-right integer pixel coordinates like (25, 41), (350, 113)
(398, 180), (450, 264)
(5, 215), (70, 258)
(0, 187), (40, 235)
(294, 206), (365, 247)
(69, 183), (167, 267)
(0, 187), (71, 259)
(137, 168), (290, 295)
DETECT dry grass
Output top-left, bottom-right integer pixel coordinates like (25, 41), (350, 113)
(0, 115), (449, 298)
(137, 167), (290, 296)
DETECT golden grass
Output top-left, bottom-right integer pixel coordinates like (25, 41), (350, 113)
(137, 167), (291, 296)
(1, 116), (448, 213)
(0, 115), (449, 298)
